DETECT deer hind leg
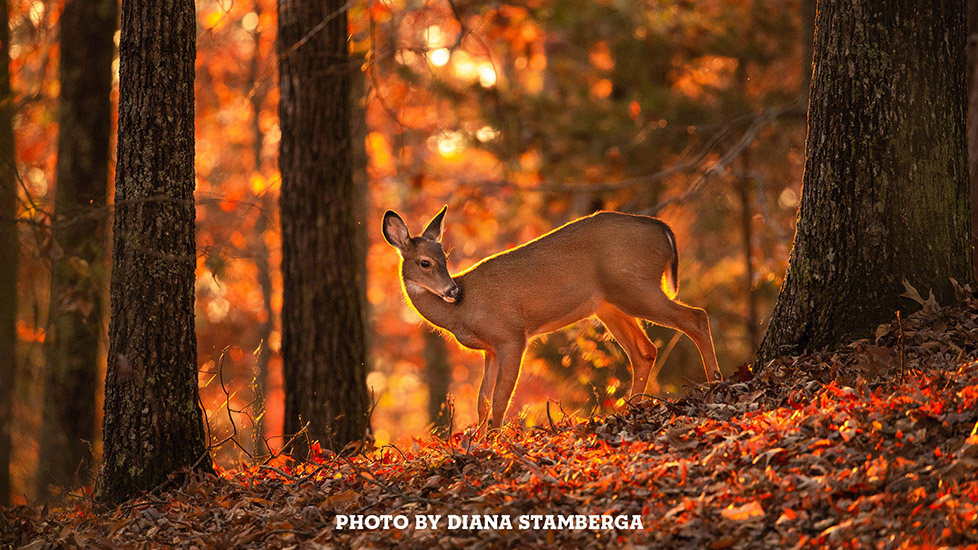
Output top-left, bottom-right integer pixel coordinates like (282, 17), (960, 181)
(490, 342), (526, 430)
(477, 350), (498, 432)
(609, 291), (721, 383)
(595, 303), (661, 398)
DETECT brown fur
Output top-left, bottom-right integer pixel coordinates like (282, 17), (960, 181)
(383, 207), (721, 431)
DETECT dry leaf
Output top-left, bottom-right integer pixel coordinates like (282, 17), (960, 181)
(722, 501), (765, 521)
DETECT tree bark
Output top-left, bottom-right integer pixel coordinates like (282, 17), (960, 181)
(248, 0), (272, 460)
(278, 0), (370, 453)
(801, 0), (816, 95)
(969, 0), (978, 278)
(757, 1), (973, 365)
(37, 0), (116, 499)
(0, 0), (17, 507)
(97, 0), (211, 505)
(423, 330), (452, 437)
(735, 46), (760, 353)
(737, 171), (760, 352)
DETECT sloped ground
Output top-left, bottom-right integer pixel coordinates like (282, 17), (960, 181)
(4, 283), (978, 549)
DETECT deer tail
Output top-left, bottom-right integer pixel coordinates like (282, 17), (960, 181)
(661, 224), (679, 300)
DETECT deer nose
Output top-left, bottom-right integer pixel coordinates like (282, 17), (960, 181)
(447, 284), (460, 299)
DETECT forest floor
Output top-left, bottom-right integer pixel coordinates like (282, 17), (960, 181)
(3, 282), (978, 549)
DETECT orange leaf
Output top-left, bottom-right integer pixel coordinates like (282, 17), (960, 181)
(323, 489), (360, 510)
(721, 501), (765, 521)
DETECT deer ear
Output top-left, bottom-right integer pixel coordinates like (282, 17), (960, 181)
(382, 210), (411, 250)
(421, 205), (447, 242)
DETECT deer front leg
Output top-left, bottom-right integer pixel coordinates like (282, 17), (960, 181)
(490, 341), (526, 430)
(477, 350), (497, 433)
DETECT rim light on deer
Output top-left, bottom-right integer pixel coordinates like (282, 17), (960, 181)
(383, 206), (721, 431)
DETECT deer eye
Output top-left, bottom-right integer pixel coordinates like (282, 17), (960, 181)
(419, 259), (431, 268)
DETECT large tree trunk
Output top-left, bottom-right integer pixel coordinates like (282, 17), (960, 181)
(757, 2), (973, 365)
(97, 0), (211, 505)
(969, 0), (978, 278)
(278, 0), (370, 453)
(0, 0), (17, 507)
(800, 0), (816, 95)
(37, 0), (116, 499)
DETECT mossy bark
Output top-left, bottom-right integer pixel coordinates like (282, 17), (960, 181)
(278, 0), (370, 452)
(37, 0), (116, 499)
(756, 1), (973, 365)
(0, 0), (16, 507)
(97, 0), (211, 505)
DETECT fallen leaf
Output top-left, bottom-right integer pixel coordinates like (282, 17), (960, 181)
(722, 501), (765, 521)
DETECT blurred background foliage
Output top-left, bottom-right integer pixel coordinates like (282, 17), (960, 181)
(6, 0), (809, 501)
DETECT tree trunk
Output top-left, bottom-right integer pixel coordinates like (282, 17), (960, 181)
(757, 1), (973, 365)
(351, 54), (370, 406)
(969, 0), (978, 278)
(735, 47), (760, 353)
(423, 330), (452, 437)
(278, 0), (370, 453)
(0, 0), (17, 507)
(97, 0), (211, 505)
(248, 0), (271, 460)
(801, 0), (816, 95)
(737, 172), (760, 352)
(251, 192), (273, 459)
(36, 0), (116, 499)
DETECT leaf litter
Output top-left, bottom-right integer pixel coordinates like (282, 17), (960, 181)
(3, 280), (978, 549)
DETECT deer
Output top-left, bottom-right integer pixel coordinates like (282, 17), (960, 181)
(382, 206), (721, 431)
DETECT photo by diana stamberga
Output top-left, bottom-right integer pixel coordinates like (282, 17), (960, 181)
(335, 514), (646, 531)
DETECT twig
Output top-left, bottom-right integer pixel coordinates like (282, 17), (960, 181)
(545, 401), (558, 434)
(897, 310), (905, 381)
(258, 465), (299, 482)
(260, 528), (314, 543)
(626, 392), (682, 415)
(216, 346), (255, 459)
(279, 0), (358, 57)
(263, 422), (311, 465)
(297, 453), (343, 484)
(655, 331), (684, 380)
(633, 102), (796, 216)
(340, 456), (439, 507)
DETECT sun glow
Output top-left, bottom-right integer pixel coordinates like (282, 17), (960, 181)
(479, 65), (497, 88)
(428, 48), (451, 67)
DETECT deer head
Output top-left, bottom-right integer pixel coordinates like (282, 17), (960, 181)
(382, 206), (460, 303)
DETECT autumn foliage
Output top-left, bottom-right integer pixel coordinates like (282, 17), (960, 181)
(4, 285), (978, 548)
(6, 0), (811, 495)
(6, 3), (975, 549)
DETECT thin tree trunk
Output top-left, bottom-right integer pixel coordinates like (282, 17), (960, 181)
(757, 1), (973, 365)
(248, 0), (272, 460)
(735, 42), (759, 353)
(423, 330), (452, 437)
(737, 170), (759, 352)
(97, 0), (211, 505)
(36, 0), (116, 499)
(251, 195), (273, 459)
(278, 0), (370, 453)
(0, 0), (17, 507)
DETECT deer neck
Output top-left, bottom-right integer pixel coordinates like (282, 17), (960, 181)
(404, 279), (462, 333)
